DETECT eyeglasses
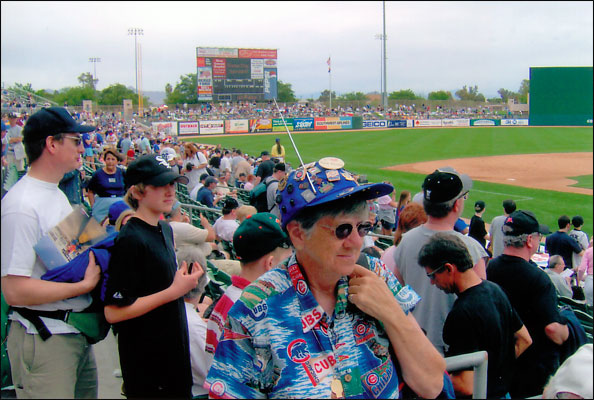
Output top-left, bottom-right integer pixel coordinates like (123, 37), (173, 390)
(320, 221), (373, 240)
(458, 192), (469, 201)
(426, 264), (447, 279)
(58, 134), (82, 146)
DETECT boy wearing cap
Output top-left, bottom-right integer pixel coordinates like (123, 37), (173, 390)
(102, 154), (203, 398)
(392, 167), (489, 356)
(468, 200), (490, 255)
(1, 107), (101, 398)
(205, 212), (291, 355)
(205, 158), (447, 399)
(487, 210), (569, 397)
(213, 197), (239, 242)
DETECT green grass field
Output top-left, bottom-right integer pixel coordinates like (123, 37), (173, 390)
(191, 126), (593, 236)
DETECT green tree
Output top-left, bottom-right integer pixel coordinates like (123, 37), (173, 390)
(98, 84), (138, 105)
(318, 90), (336, 102)
(337, 92), (368, 101)
(277, 80), (297, 102)
(164, 73), (198, 104)
(455, 85), (486, 102)
(518, 79), (529, 103)
(497, 88), (516, 103)
(427, 90), (452, 100)
(52, 86), (97, 106)
(77, 72), (97, 90)
(388, 89), (422, 100)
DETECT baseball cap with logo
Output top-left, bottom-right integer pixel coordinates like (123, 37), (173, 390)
(125, 154), (189, 188)
(502, 210), (550, 236)
(276, 157), (392, 229)
(233, 212), (289, 263)
(23, 107), (95, 143)
(422, 167), (473, 203)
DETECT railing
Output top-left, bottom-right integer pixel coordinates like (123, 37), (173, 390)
(444, 350), (488, 399)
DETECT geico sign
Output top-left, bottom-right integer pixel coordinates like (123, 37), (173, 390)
(363, 120), (387, 128)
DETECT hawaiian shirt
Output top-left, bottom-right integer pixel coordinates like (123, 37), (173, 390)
(205, 253), (421, 399)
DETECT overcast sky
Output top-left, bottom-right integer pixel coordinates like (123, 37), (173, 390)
(1, 1), (592, 99)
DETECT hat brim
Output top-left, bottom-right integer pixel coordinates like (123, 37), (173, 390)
(144, 171), (189, 187)
(65, 124), (96, 134)
(307, 182), (393, 209)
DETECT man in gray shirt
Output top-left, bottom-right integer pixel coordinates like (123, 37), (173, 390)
(393, 167), (489, 355)
(488, 199), (517, 258)
(266, 163), (286, 218)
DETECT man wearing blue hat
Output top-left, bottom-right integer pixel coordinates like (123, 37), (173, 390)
(206, 157), (448, 399)
(2, 107), (101, 398)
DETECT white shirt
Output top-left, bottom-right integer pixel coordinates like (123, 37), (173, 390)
(213, 217), (239, 242)
(184, 302), (210, 397)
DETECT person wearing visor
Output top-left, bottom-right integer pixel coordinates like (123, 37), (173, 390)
(206, 157), (448, 399)
(103, 154), (203, 398)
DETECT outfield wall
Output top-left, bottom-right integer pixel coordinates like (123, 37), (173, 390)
(155, 117), (533, 136)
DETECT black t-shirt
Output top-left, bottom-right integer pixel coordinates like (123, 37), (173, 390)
(487, 254), (565, 397)
(443, 280), (523, 398)
(469, 215), (487, 248)
(104, 217), (192, 398)
(256, 159), (275, 180)
(545, 231), (583, 268)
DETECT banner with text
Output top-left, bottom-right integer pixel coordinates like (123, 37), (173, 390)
(314, 117), (353, 130)
(249, 119), (273, 133)
(199, 120), (224, 135)
(152, 122), (178, 136)
(388, 120), (409, 128)
(272, 118), (293, 131)
(363, 120), (388, 129)
(501, 119), (529, 126)
(293, 118), (315, 131)
(442, 119), (470, 127)
(178, 122), (199, 136)
(414, 119), (443, 127)
(225, 119), (249, 134)
(470, 119), (501, 126)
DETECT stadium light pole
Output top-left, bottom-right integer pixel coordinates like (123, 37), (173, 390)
(128, 28), (143, 95)
(89, 57), (101, 87)
(374, 34), (384, 106)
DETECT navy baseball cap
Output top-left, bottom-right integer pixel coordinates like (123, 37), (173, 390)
(276, 157), (393, 229)
(503, 210), (550, 236)
(125, 154), (189, 188)
(423, 167), (472, 203)
(23, 107), (95, 143)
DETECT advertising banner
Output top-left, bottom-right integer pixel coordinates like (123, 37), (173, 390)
(178, 122), (199, 136)
(363, 120), (387, 129)
(225, 119), (249, 134)
(197, 47), (238, 58)
(501, 119), (529, 126)
(314, 117), (353, 130)
(249, 119), (273, 133)
(152, 122), (178, 136)
(212, 58), (226, 78)
(272, 118), (293, 131)
(387, 120), (408, 128)
(414, 119), (443, 127)
(263, 59), (278, 68)
(199, 120), (224, 135)
(251, 59), (264, 79)
(264, 69), (277, 100)
(470, 119), (501, 126)
(442, 119), (470, 127)
(238, 49), (277, 59)
(293, 118), (315, 131)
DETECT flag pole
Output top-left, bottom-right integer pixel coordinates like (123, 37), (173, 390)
(328, 56), (332, 110)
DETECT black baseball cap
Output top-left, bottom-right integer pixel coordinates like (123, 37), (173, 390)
(23, 107), (95, 143)
(125, 154), (189, 188)
(422, 167), (472, 203)
(503, 210), (550, 236)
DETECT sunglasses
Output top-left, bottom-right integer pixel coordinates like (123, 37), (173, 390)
(426, 264), (448, 279)
(320, 221), (373, 240)
(58, 134), (83, 146)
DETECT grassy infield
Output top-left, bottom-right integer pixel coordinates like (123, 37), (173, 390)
(191, 126), (593, 236)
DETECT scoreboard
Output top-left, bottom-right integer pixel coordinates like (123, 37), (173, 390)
(196, 47), (278, 102)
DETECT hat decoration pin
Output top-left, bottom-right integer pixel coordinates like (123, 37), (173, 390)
(273, 98), (316, 194)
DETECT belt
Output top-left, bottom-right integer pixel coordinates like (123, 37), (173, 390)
(12, 307), (72, 341)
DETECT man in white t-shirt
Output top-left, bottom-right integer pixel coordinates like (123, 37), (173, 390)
(1, 107), (101, 398)
(213, 197), (239, 242)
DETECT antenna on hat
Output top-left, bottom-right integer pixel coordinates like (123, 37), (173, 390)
(273, 98), (317, 194)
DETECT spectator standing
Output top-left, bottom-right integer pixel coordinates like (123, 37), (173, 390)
(103, 154), (201, 398)
(1, 107), (101, 398)
(488, 199), (516, 258)
(205, 212), (291, 355)
(233, 151), (252, 184)
(213, 197), (240, 242)
(82, 129), (94, 168)
(266, 162), (286, 218)
(578, 240), (593, 306)
(189, 173), (209, 201)
(254, 150), (274, 185)
(487, 210), (569, 397)
(119, 132), (132, 155)
(6, 112), (26, 173)
(182, 143), (208, 193)
(546, 215), (585, 271)
(205, 157), (447, 398)
(270, 137), (285, 162)
(545, 255), (573, 298)
(219, 150), (232, 175)
(86, 148), (126, 222)
(392, 167), (489, 355)
(395, 189), (411, 226)
(376, 184), (399, 236)
(569, 215), (589, 269)
(418, 232), (532, 398)
(58, 166), (85, 206)
(469, 200), (491, 255)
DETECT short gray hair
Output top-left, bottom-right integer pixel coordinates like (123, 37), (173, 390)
(503, 232), (538, 248)
(547, 255), (564, 269)
(176, 247), (208, 300)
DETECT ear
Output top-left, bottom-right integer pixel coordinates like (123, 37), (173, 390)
(286, 220), (305, 251)
(264, 254), (275, 271)
(45, 135), (60, 155)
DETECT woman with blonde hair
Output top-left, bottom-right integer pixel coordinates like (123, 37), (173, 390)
(181, 142), (208, 193)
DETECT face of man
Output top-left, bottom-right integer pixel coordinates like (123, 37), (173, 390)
(424, 265), (456, 294)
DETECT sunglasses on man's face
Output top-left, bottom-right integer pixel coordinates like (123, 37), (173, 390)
(320, 221), (374, 240)
(58, 134), (83, 146)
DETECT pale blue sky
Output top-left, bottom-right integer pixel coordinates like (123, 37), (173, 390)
(2, 1), (592, 99)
